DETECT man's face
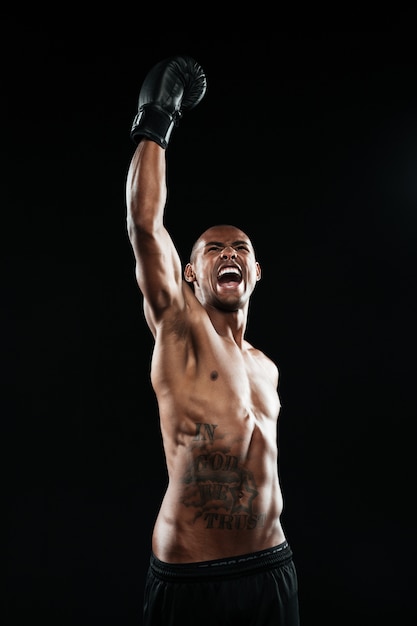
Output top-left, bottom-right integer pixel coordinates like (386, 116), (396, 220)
(184, 225), (261, 311)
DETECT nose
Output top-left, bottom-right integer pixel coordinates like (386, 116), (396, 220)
(221, 246), (237, 259)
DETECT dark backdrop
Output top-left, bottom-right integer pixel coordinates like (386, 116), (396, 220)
(5, 18), (417, 626)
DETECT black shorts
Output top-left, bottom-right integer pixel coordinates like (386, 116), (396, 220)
(143, 541), (300, 625)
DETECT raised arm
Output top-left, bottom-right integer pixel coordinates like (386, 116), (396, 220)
(126, 140), (180, 334)
(125, 56), (206, 334)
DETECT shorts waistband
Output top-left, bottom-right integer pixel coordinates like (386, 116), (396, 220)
(149, 542), (293, 582)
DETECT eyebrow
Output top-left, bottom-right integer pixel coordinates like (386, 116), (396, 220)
(204, 240), (250, 248)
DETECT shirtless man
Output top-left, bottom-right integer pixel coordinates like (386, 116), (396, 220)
(126, 56), (300, 626)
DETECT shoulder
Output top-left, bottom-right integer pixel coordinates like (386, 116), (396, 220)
(245, 341), (279, 385)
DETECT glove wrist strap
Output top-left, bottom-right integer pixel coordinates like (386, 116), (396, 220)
(130, 105), (177, 149)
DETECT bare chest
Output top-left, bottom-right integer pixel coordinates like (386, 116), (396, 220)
(152, 332), (280, 422)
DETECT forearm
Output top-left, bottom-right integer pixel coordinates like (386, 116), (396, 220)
(126, 139), (167, 236)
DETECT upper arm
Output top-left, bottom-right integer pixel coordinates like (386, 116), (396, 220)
(128, 221), (185, 330)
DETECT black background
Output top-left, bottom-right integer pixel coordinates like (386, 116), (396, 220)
(5, 14), (417, 626)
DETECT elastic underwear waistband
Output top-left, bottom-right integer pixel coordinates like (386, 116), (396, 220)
(150, 541), (292, 582)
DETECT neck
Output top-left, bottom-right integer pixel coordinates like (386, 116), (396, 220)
(205, 305), (248, 347)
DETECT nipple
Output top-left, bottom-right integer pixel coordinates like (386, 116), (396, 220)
(210, 371), (218, 380)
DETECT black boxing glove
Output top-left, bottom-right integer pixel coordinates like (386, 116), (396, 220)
(130, 55), (207, 149)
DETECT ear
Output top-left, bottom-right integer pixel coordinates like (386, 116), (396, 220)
(255, 261), (262, 281)
(184, 263), (196, 282)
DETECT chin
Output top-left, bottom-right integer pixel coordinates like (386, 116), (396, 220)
(216, 299), (241, 312)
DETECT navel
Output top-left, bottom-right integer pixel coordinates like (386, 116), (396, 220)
(210, 370), (219, 381)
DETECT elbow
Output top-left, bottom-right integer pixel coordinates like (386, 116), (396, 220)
(127, 214), (163, 252)
(127, 215), (139, 242)
(126, 210), (160, 239)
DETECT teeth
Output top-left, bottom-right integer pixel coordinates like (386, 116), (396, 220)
(218, 267), (240, 277)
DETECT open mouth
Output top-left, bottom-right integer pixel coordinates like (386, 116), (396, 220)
(217, 266), (242, 285)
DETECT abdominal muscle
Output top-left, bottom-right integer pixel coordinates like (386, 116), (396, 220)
(151, 413), (286, 563)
